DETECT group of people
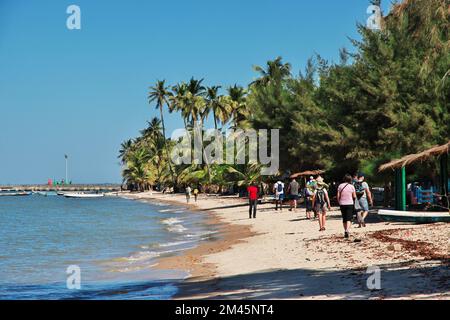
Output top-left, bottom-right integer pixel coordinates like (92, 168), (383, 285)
(246, 172), (373, 239)
(337, 173), (373, 238)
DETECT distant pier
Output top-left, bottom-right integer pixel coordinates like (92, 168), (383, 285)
(0, 184), (121, 192)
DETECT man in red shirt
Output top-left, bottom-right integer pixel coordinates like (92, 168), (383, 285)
(247, 183), (259, 219)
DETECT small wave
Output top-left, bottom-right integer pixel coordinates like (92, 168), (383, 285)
(109, 263), (158, 273)
(199, 230), (218, 237)
(186, 230), (217, 238)
(167, 224), (187, 233)
(158, 240), (196, 248)
(158, 209), (174, 213)
(115, 251), (160, 263)
(152, 202), (167, 206)
(161, 218), (183, 225)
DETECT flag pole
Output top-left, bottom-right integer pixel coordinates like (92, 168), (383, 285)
(65, 154), (68, 185)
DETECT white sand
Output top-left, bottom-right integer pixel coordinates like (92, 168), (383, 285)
(121, 191), (449, 300)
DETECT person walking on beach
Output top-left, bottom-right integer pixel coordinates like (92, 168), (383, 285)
(273, 180), (285, 211)
(288, 178), (300, 212)
(193, 187), (199, 202)
(247, 183), (259, 219)
(185, 186), (192, 203)
(337, 174), (357, 239)
(312, 180), (331, 231)
(305, 176), (316, 219)
(354, 173), (373, 228)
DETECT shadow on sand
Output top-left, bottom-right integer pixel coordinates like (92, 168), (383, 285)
(175, 261), (449, 300)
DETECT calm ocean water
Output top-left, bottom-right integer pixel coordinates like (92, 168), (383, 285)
(0, 195), (216, 299)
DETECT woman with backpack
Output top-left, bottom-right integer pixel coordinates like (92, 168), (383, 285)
(312, 180), (331, 231)
(337, 174), (357, 239)
(273, 180), (285, 211)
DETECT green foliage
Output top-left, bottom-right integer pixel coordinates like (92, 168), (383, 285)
(122, 0), (449, 190)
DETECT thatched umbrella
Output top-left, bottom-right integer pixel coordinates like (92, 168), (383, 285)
(379, 141), (450, 172)
(290, 170), (325, 187)
(290, 170), (325, 179)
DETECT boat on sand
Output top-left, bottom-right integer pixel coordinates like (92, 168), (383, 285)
(378, 209), (450, 223)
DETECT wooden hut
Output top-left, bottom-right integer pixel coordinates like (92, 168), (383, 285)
(379, 141), (449, 211)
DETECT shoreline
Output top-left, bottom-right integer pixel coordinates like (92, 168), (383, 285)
(119, 192), (255, 283)
(120, 191), (449, 300)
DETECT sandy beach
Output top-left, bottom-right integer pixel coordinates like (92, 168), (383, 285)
(121, 191), (449, 300)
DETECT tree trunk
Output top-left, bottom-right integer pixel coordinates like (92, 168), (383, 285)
(159, 104), (176, 188)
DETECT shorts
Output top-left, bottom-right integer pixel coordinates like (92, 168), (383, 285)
(355, 197), (369, 212)
(276, 194), (285, 201)
(315, 203), (327, 213)
(289, 194), (299, 201)
(305, 197), (313, 211)
(340, 205), (354, 222)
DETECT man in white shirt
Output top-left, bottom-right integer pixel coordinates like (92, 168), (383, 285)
(273, 180), (285, 211)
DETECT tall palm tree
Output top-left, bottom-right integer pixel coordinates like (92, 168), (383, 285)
(148, 80), (175, 186)
(170, 82), (190, 128)
(227, 84), (248, 127)
(251, 56), (292, 86)
(185, 77), (207, 126)
(206, 86), (222, 130)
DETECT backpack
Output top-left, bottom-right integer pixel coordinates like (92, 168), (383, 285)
(316, 188), (326, 205)
(276, 183), (284, 193)
(354, 181), (365, 199)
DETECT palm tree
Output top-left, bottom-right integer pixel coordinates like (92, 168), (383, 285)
(251, 56), (292, 86)
(185, 77), (207, 126)
(148, 80), (175, 186)
(122, 148), (152, 191)
(227, 84), (248, 127)
(205, 86), (222, 130)
(140, 117), (161, 138)
(118, 139), (134, 164)
(170, 82), (190, 128)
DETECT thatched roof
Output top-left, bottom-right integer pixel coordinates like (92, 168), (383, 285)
(290, 170), (325, 178)
(379, 141), (450, 172)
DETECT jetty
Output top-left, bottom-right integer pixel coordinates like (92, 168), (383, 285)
(0, 184), (121, 192)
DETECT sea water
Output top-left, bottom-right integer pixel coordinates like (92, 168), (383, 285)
(0, 195), (216, 299)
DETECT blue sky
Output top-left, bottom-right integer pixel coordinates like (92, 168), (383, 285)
(0, 0), (392, 184)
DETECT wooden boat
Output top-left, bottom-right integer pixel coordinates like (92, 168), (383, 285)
(64, 192), (105, 199)
(378, 209), (450, 223)
(0, 192), (32, 197)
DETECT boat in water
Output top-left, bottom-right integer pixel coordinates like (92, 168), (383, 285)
(0, 192), (32, 197)
(64, 192), (105, 199)
(35, 191), (59, 197)
(378, 209), (450, 223)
